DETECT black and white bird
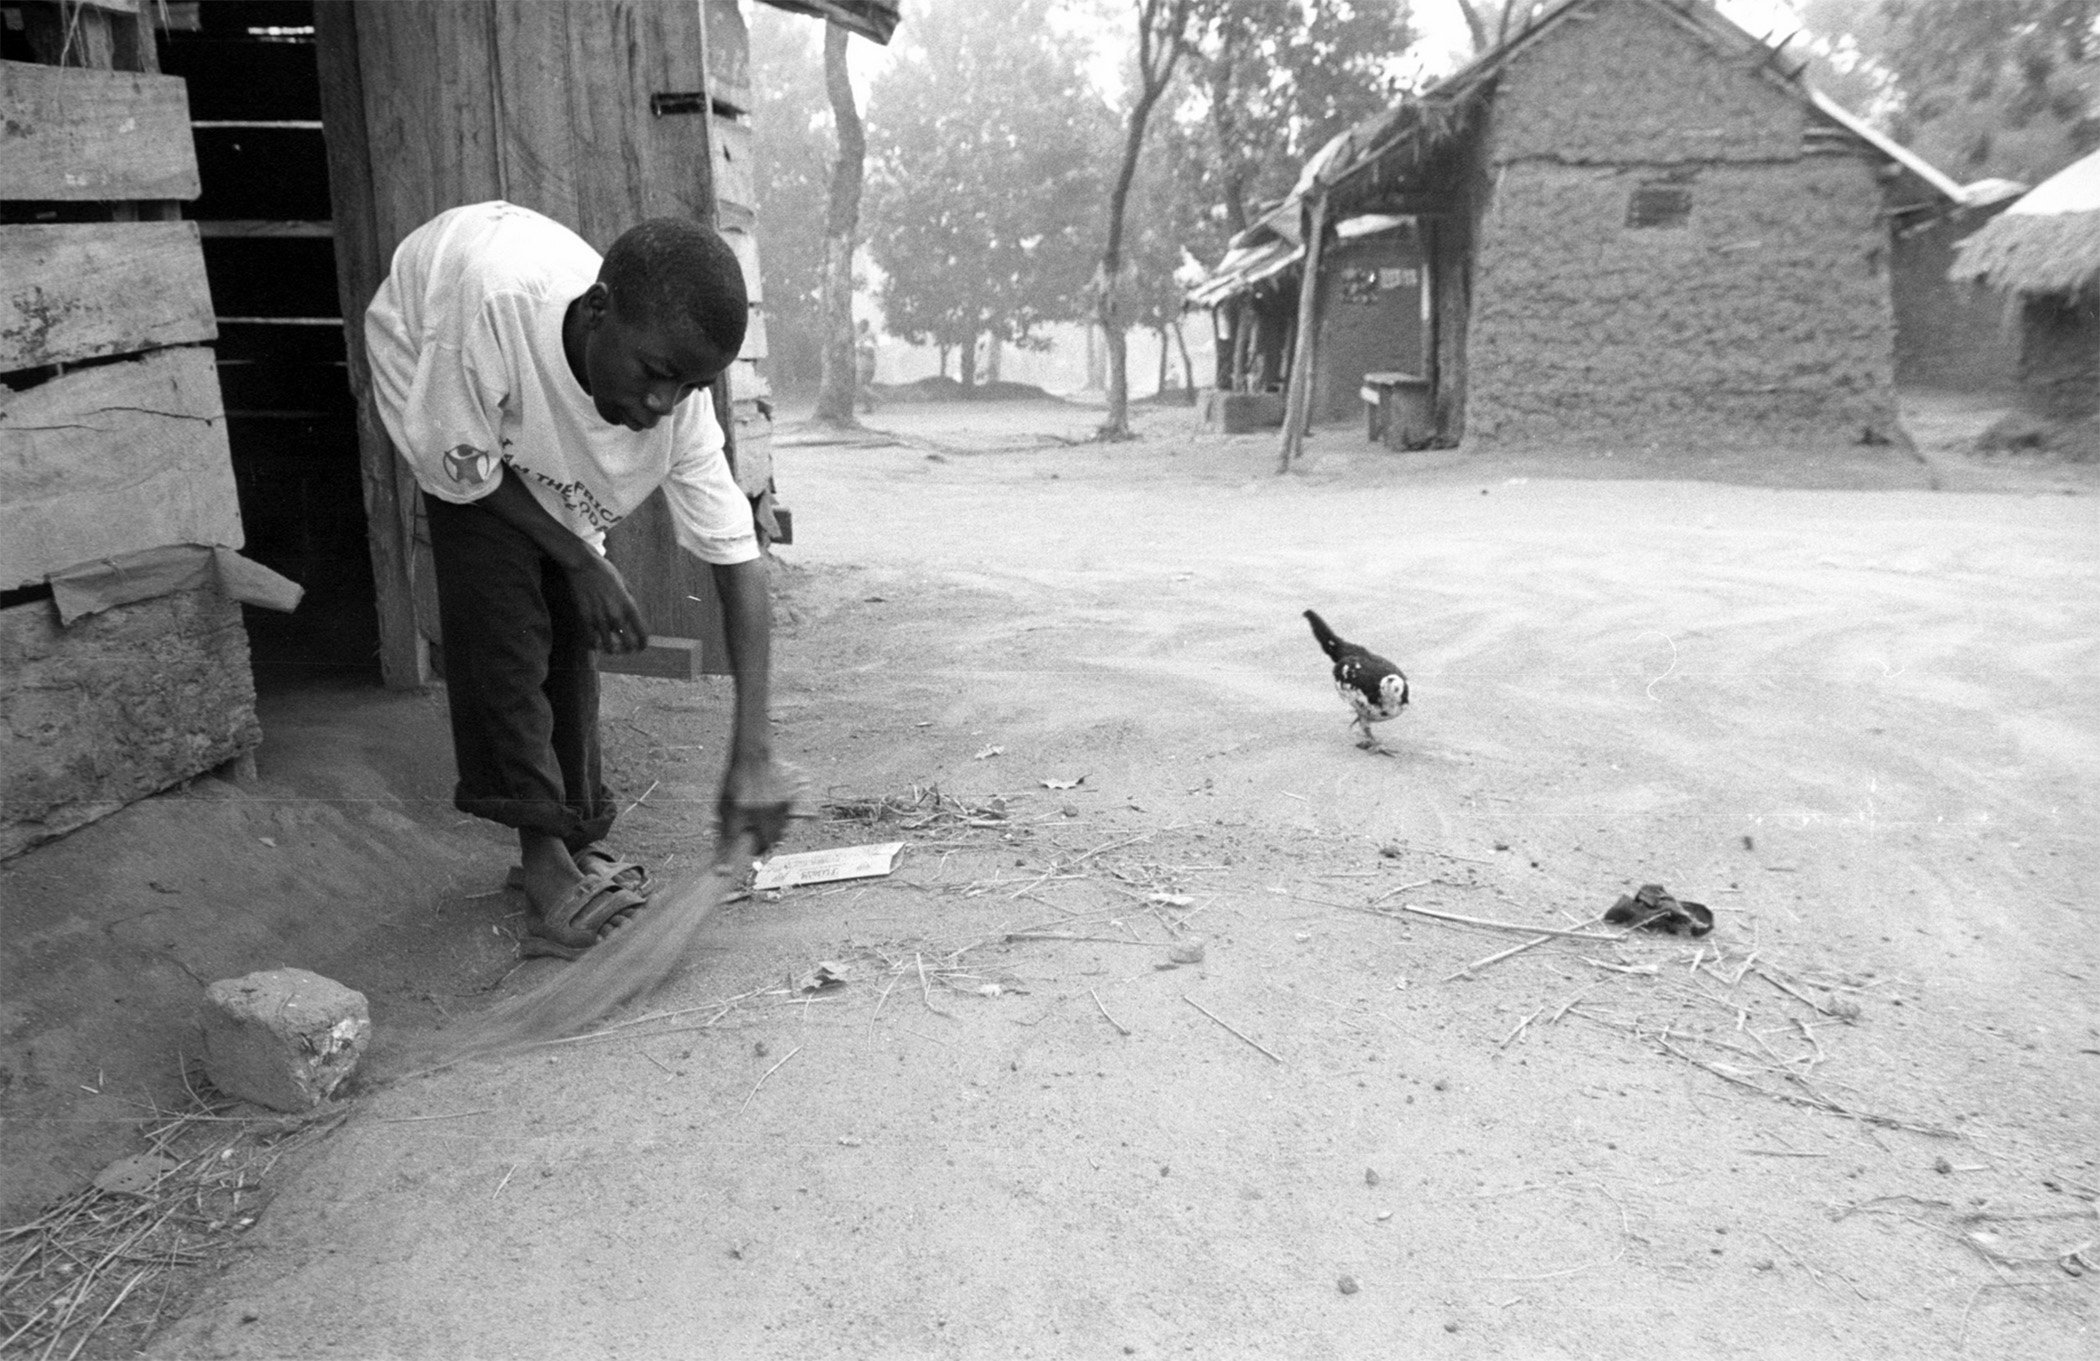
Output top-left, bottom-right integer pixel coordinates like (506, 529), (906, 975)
(1304, 609), (1409, 753)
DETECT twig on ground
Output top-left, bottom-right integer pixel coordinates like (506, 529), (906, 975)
(914, 954), (956, 1019)
(1754, 964), (1838, 1017)
(1090, 988), (1132, 1037)
(1379, 842), (1493, 866)
(1445, 915), (1607, 981)
(1397, 904), (1627, 942)
(376, 1109), (494, 1124)
(1006, 932), (1163, 946)
(1499, 1007), (1543, 1049)
(1182, 995), (1283, 1064)
(736, 1044), (801, 1117)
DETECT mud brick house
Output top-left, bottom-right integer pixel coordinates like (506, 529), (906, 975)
(1951, 149), (2100, 428)
(1193, 0), (1977, 455)
(1, 0), (894, 858)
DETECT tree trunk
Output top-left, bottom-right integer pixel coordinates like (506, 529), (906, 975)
(1173, 317), (1193, 391)
(1277, 190), (1329, 473)
(1155, 325), (1169, 393)
(1094, 0), (1188, 441)
(814, 23), (865, 425)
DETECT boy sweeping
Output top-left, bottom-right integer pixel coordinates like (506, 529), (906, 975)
(366, 200), (792, 955)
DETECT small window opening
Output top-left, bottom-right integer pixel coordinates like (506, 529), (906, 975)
(1627, 185), (1692, 229)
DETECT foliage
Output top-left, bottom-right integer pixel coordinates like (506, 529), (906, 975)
(1797, 0), (2099, 185)
(1122, 111), (1215, 338)
(862, 0), (1112, 377)
(749, 6), (834, 389)
(1178, 0), (1417, 234)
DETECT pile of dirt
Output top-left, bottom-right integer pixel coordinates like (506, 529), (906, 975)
(1976, 409), (2100, 461)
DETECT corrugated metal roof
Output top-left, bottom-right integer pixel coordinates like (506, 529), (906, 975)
(2005, 148), (2100, 216)
(754, 0), (899, 44)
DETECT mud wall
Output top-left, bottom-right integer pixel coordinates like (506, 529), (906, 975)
(1893, 209), (2019, 392)
(2019, 293), (2100, 418)
(1463, 0), (1902, 448)
(1315, 231), (1428, 423)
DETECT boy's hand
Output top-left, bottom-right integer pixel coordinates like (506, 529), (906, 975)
(717, 753), (796, 858)
(564, 554), (649, 654)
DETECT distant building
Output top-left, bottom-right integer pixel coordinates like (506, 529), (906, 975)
(1951, 150), (2100, 424)
(1192, 0), (1987, 452)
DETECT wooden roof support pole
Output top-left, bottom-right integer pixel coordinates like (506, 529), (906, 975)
(1277, 188), (1329, 473)
(315, 0), (428, 689)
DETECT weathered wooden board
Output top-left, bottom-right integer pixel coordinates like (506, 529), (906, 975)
(0, 348), (242, 588)
(0, 586), (259, 859)
(0, 223), (215, 370)
(702, 0), (750, 114)
(0, 60), (197, 200)
(710, 113), (754, 217)
(315, 0), (428, 688)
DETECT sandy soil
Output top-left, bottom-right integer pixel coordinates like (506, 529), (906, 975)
(4, 396), (2096, 1358)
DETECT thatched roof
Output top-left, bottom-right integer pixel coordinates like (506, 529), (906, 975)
(1951, 150), (2100, 296)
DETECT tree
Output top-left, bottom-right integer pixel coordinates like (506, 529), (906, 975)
(749, 7), (831, 392)
(814, 22), (869, 424)
(1181, 0), (1416, 237)
(1796, 0), (2099, 185)
(1096, 0), (1198, 439)
(1123, 114), (1216, 393)
(863, 0), (1109, 386)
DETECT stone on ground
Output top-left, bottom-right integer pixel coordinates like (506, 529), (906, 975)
(201, 969), (369, 1111)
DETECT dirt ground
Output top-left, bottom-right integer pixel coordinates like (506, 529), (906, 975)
(4, 393), (2096, 1358)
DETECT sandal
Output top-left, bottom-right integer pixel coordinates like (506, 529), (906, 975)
(572, 845), (653, 898)
(524, 871), (648, 955)
(506, 848), (654, 899)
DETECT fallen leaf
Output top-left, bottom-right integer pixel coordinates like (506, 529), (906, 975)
(94, 1153), (175, 1196)
(1148, 892), (1194, 907)
(1040, 776), (1087, 790)
(797, 962), (849, 993)
(974, 745), (1005, 760)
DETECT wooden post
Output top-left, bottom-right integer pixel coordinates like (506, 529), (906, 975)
(314, 0), (428, 689)
(1277, 189), (1329, 473)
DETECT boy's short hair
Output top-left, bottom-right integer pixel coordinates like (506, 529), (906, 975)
(600, 217), (748, 360)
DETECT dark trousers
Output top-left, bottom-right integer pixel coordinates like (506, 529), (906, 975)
(425, 495), (613, 850)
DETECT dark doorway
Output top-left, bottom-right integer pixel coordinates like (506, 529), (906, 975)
(158, 0), (378, 685)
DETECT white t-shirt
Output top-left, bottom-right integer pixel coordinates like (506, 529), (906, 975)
(364, 201), (758, 565)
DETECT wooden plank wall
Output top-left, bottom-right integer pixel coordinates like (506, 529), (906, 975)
(0, 7), (261, 859)
(316, 0), (746, 685)
(703, 0), (775, 506)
